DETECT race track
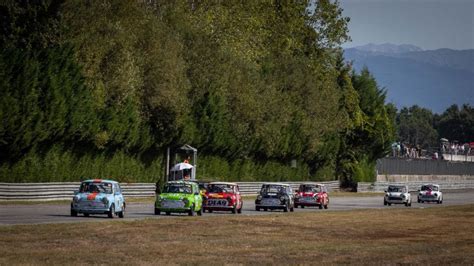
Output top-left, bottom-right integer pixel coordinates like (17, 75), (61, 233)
(1, 190), (473, 226)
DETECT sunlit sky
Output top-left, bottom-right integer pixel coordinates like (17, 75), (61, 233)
(339, 0), (474, 50)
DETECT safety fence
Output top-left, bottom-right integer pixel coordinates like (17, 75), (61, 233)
(377, 158), (474, 175)
(358, 180), (474, 193)
(0, 181), (340, 201)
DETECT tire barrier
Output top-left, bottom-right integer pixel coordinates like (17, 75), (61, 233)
(0, 181), (340, 201)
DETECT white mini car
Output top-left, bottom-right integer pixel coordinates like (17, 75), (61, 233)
(384, 185), (411, 207)
(418, 184), (443, 204)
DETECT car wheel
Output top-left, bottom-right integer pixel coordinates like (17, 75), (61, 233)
(263, 208), (268, 212)
(237, 203), (243, 214)
(255, 207), (260, 211)
(118, 204), (125, 218)
(319, 204), (323, 209)
(301, 205), (305, 209)
(388, 203), (391, 206)
(166, 212), (171, 215)
(154, 208), (161, 215)
(108, 204), (115, 218)
(437, 198), (441, 204)
(188, 205), (196, 216)
(405, 202), (409, 207)
(384, 199), (387, 206)
(84, 213), (89, 217)
(71, 209), (77, 217)
(232, 205), (237, 214)
(208, 209), (213, 213)
(408, 201), (412, 207)
(197, 207), (203, 216)
(417, 198), (420, 203)
(290, 206), (294, 212)
(324, 204), (328, 209)
(283, 204), (289, 212)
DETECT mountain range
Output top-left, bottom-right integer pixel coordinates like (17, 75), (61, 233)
(344, 43), (474, 113)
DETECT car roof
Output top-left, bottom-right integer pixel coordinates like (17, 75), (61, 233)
(209, 182), (238, 186)
(388, 184), (406, 187)
(262, 183), (290, 187)
(300, 183), (326, 186)
(166, 180), (196, 185)
(82, 179), (118, 184)
(422, 183), (439, 186)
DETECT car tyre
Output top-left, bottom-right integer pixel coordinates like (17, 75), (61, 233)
(324, 204), (328, 209)
(154, 208), (161, 215)
(283, 204), (289, 212)
(290, 206), (294, 212)
(417, 198), (421, 203)
(197, 207), (203, 216)
(255, 207), (260, 211)
(318, 204), (323, 209)
(301, 205), (305, 209)
(166, 212), (171, 215)
(294, 204), (298, 208)
(208, 209), (213, 213)
(384, 199), (387, 206)
(189, 205), (196, 216)
(263, 208), (268, 212)
(108, 204), (115, 218)
(237, 203), (243, 214)
(84, 213), (89, 217)
(387, 203), (391, 206)
(118, 204), (125, 218)
(232, 205), (237, 214)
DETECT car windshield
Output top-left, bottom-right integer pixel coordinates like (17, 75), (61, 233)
(300, 185), (322, 193)
(164, 184), (192, 194)
(80, 182), (113, 194)
(208, 184), (234, 193)
(261, 185), (287, 194)
(388, 186), (406, 193)
(421, 185), (438, 191)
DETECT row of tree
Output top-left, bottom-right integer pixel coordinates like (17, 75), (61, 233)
(396, 104), (474, 149)
(0, 1), (395, 185)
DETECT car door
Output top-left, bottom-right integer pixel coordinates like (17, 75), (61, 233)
(235, 185), (242, 208)
(113, 183), (123, 211)
(193, 184), (201, 209)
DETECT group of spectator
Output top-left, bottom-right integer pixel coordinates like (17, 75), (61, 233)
(391, 142), (422, 159)
(441, 142), (472, 156)
(391, 140), (474, 161)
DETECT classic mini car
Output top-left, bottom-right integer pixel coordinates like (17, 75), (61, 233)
(384, 185), (412, 207)
(203, 182), (243, 214)
(155, 180), (203, 216)
(294, 183), (329, 209)
(255, 183), (294, 212)
(71, 179), (125, 218)
(418, 184), (443, 204)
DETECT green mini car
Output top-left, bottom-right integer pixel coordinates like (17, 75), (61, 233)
(155, 181), (203, 216)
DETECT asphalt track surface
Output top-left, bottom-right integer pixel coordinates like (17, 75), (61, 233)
(1, 190), (473, 226)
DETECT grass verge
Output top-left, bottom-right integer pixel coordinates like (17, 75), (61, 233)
(0, 205), (473, 264)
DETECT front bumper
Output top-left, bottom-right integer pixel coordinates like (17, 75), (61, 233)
(418, 196), (438, 202)
(294, 198), (322, 206)
(385, 197), (409, 204)
(72, 202), (110, 214)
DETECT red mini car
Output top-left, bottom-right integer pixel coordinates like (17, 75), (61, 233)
(294, 183), (329, 209)
(203, 182), (243, 214)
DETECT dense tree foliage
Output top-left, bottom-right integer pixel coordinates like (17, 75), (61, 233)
(395, 104), (474, 149)
(0, 0), (396, 185)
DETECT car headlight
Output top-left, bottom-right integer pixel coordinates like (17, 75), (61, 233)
(257, 195), (262, 200)
(102, 197), (109, 205)
(182, 198), (189, 205)
(401, 194), (406, 198)
(73, 196), (81, 203)
(279, 196), (285, 202)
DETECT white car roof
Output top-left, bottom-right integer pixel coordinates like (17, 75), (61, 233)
(422, 184), (439, 187)
(209, 182), (238, 186)
(300, 183), (326, 186)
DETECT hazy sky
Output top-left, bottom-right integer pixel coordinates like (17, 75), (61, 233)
(339, 0), (474, 50)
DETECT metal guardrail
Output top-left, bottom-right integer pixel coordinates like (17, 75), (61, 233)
(0, 181), (340, 201)
(358, 180), (474, 193)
